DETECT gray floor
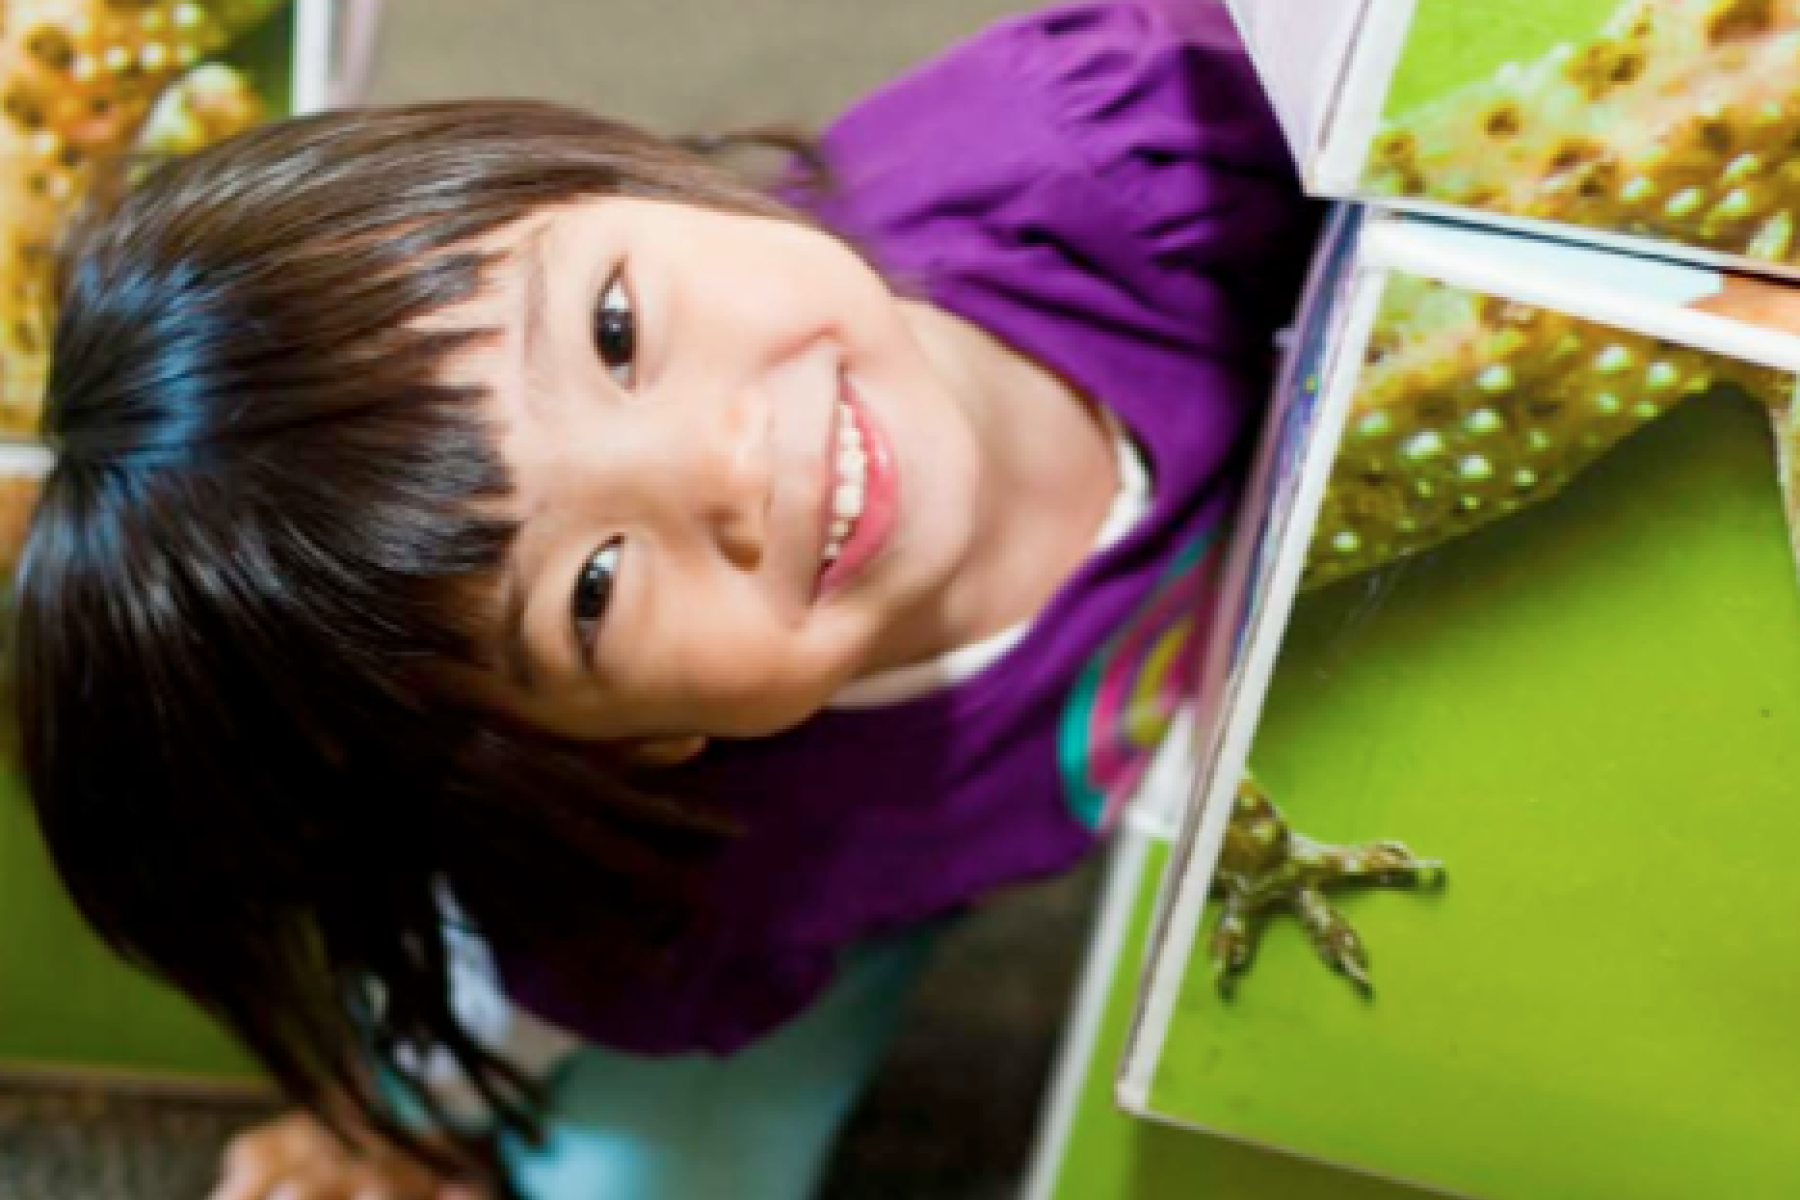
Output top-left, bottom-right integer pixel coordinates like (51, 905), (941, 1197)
(0, 1081), (275, 1200)
(815, 865), (1101, 1200)
(366, 0), (1037, 133)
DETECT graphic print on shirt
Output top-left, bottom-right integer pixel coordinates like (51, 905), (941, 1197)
(1058, 528), (1222, 831)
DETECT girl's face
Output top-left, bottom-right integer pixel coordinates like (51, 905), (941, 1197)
(447, 197), (987, 749)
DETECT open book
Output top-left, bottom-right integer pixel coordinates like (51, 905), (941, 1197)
(1119, 209), (1800, 1200)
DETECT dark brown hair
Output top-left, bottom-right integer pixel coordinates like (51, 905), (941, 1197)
(14, 101), (810, 1174)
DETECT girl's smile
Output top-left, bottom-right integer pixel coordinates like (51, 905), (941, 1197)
(816, 376), (898, 599)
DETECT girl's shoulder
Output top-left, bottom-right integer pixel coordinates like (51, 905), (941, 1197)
(805, 0), (1314, 354)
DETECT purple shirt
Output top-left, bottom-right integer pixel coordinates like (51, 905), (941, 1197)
(499, 0), (1318, 1054)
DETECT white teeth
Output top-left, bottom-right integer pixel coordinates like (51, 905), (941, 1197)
(822, 399), (868, 569)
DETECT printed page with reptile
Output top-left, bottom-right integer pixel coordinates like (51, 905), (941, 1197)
(1227, 0), (1800, 282)
(1122, 210), (1800, 1200)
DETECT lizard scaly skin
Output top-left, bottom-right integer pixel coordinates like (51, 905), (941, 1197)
(1366, 0), (1800, 268)
(0, 0), (282, 433)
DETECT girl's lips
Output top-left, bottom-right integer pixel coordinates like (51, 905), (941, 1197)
(817, 378), (897, 598)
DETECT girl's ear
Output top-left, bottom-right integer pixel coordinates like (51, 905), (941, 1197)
(622, 734), (708, 768)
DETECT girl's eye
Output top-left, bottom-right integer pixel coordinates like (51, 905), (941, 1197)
(572, 539), (622, 657)
(594, 272), (636, 388)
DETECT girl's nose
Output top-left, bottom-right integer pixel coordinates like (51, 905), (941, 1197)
(691, 388), (771, 571)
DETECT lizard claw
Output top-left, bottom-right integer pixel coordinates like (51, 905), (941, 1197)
(1210, 904), (1257, 996)
(1297, 884), (1373, 994)
(1210, 777), (1443, 997)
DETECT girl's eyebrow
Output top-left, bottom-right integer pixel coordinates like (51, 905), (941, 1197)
(517, 221), (556, 390)
(497, 564), (539, 692)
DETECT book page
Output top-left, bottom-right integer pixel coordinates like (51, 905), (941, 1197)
(1131, 246), (1800, 1198)
(1225, 0), (1370, 169)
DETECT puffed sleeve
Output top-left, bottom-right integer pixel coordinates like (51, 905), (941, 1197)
(804, 0), (1320, 361)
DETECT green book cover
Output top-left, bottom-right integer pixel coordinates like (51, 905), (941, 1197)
(1122, 213), (1800, 1199)
(1033, 832), (1432, 1200)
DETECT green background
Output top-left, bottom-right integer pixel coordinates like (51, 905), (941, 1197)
(1384, 0), (1622, 116)
(1140, 371), (1800, 1197)
(1050, 837), (1428, 1200)
(230, 4), (298, 121)
(0, 7), (297, 1083)
(0, 772), (257, 1078)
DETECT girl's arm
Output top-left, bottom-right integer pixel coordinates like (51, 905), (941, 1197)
(211, 1111), (487, 1200)
(209, 918), (576, 1200)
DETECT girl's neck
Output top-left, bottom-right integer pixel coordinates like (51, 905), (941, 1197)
(898, 300), (1122, 658)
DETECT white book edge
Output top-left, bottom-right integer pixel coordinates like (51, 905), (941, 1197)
(1018, 827), (1162, 1200)
(1125, 204), (1372, 1020)
(1019, 702), (1203, 1197)
(1370, 218), (1800, 372)
(1356, 192), (1800, 282)
(1224, 0), (1372, 175)
(1313, 0), (1417, 194)
(0, 443), (55, 479)
(1118, 238), (1387, 1111)
(1119, 203), (1368, 1104)
(291, 0), (337, 115)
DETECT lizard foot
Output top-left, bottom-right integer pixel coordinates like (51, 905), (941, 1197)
(1210, 776), (1444, 996)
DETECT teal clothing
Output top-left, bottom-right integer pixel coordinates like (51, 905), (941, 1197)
(501, 931), (938, 1199)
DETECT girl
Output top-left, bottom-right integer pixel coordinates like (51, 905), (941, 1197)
(16, 1), (1317, 1195)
